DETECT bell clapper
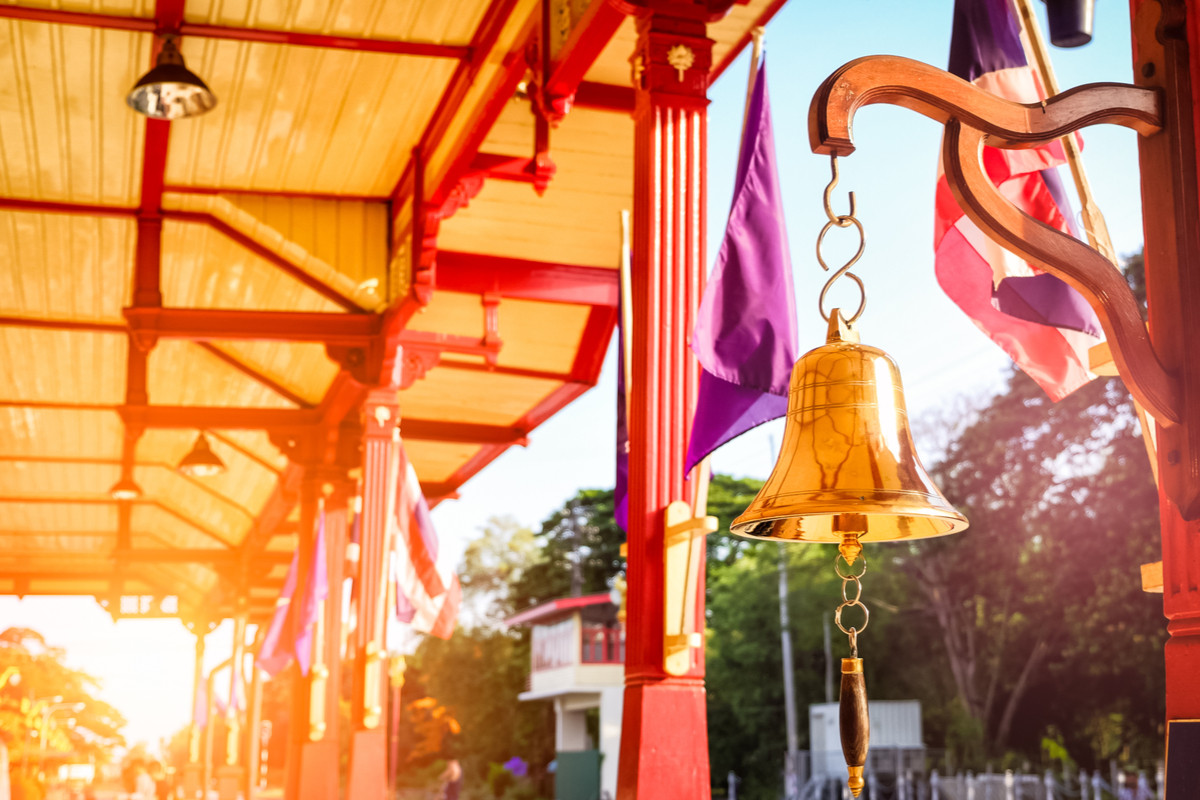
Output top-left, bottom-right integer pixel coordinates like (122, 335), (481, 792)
(835, 544), (870, 798)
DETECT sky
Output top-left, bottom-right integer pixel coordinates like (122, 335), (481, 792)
(0, 0), (1148, 753)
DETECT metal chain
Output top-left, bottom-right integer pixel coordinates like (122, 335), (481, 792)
(834, 550), (870, 655)
(816, 155), (867, 324)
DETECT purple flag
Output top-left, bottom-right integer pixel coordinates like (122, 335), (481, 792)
(294, 509), (328, 676)
(614, 306), (629, 532)
(256, 509), (327, 677)
(686, 58), (798, 471)
(256, 549), (299, 677)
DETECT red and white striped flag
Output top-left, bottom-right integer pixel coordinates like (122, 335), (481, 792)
(390, 442), (460, 640)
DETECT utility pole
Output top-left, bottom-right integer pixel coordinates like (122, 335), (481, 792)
(779, 547), (800, 800)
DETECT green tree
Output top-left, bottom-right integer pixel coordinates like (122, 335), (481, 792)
(0, 627), (126, 774)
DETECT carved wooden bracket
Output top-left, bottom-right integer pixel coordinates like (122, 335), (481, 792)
(396, 296), (504, 390)
(807, 55), (1180, 426)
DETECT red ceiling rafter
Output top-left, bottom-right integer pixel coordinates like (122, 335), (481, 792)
(162, 184), (386, 203)
(436, 251), (620, 306)
(437, 359), (577, 383)
(710, 0), (790, 80)
(390, 0), (529, 217)
(0, 5), (471, 60)
(0, 198), (136, 217)
(542, 0), (627, 113)
(569, 303), (619, 382)
(124, 307), (379, 345)
(121, 405), (322, 431)
(0, 317), (125, 335)
(574, 82), (635, 114)
(401, 419), (528, 446)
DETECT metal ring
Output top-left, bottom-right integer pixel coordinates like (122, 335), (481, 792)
(841, 576), (863, 604)
(835, 600), (870, 636)
(835, 552), (867, 580)
(816, 217), (867, 323)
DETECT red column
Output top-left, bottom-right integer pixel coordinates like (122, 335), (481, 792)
(294, 480), (351, 800)
(618, 4), (729, 797)
(346, 388), (399, 800)
(284, 475), (320, 800)
(1131, 0), (1200, 764)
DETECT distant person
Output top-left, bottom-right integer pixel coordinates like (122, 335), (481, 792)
(134, 765), (155, 800)
(148, 763), (170, 800)
(438, 759), (462, 800)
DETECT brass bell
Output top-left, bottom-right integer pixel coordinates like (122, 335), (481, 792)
(731, 312), (967, 545)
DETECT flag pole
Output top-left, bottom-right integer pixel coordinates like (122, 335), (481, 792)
(691, 27), (765, 516)
(1011, 0), (1159, 480)
(1010, 0), (1116, 264)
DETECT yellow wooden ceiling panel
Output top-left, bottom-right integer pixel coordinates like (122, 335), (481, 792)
(403, 439), (483, 485)
(163, 39), (457, 196)
(185, 0), (484, 42)
(0, 328), (126, 404)
(477, 97), (535, 157)
(0, 501), (117, 533)
(0, 22), (145, 205)
(405, 293), (588, 375)
(135, 431), (279, 520)
(161, 219), (345, 312)
(205, 340), (340, 407)
(130, 501), (237, 549)
(0, 408), (123, 460)
(0, 534), (111, 557)
(582, 16), (635, 86)
(426, 0), (538, 184)
(0, 212), (134, 323)
(437, 107), (632, 269)
(0, 461), (119, 497)
(399, 369), (561, 426)
(710, 0), (780, 70)
(147, 339), (298, 408)
(207, 429), (288, 473)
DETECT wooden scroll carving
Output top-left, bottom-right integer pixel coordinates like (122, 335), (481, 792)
(807, 55), (1180, 426)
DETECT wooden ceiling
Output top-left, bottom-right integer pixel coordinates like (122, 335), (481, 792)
(0, 0), (787, 624)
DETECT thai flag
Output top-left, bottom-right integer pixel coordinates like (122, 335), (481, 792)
(390, 443), (460, 640)
(936, 0), (1103, 400)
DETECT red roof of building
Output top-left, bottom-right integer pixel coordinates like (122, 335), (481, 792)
(503, 591), (617, 628)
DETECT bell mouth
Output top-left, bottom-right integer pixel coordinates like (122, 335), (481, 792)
(731, 497), (968, 543)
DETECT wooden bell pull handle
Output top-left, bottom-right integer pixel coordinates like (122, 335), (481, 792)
(840, 657), (869, 798)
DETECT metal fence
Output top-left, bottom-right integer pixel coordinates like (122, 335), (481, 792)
(791, 767), (1164, 800)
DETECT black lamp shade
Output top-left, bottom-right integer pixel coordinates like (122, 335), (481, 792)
(127, 38), (216, 120)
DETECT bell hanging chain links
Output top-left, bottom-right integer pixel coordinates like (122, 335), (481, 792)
(834, 550), (870, 656)
(816, 155), (867, 324)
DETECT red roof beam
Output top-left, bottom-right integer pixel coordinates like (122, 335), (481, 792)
(0, 6), (470, 60)
(120, 405), (321, 431)
(401, 419), (528, 446)
(123, 307), (380, 346)
(541, 0), (626, 112)
(436, 251), (619, 306)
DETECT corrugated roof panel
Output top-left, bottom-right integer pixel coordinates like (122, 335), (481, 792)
(425, 0), (539, 183)
(437, 107), (632, 269)
(161, 219), (346, 312)
(0, 461), (120, 497)
(163, 39), (457, 196)
(492, 298), (591, 373)
(129, 500), (238, 549)
(404, 440), (485, 484)
(0, 534), (112, 556)
(0, 328), (127, 404)
(398, 369), (563, 426)
(184, 0), (484, 42)
(0, 501), (117, 533)
(0, 408), (123, 460)
(581, 15), (635, 86)
(0, 212), (134, 324)
(147, 339), (298, 408)
(0, 22), (145, 205)
(204, 340), (340, 407)
(136, 432), (282, 519)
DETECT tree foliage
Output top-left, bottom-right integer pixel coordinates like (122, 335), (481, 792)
(0, 627), (127, 773)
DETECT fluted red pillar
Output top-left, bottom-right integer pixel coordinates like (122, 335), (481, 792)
(345, 388), (399, 800)
(618, 4), (732, 797)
